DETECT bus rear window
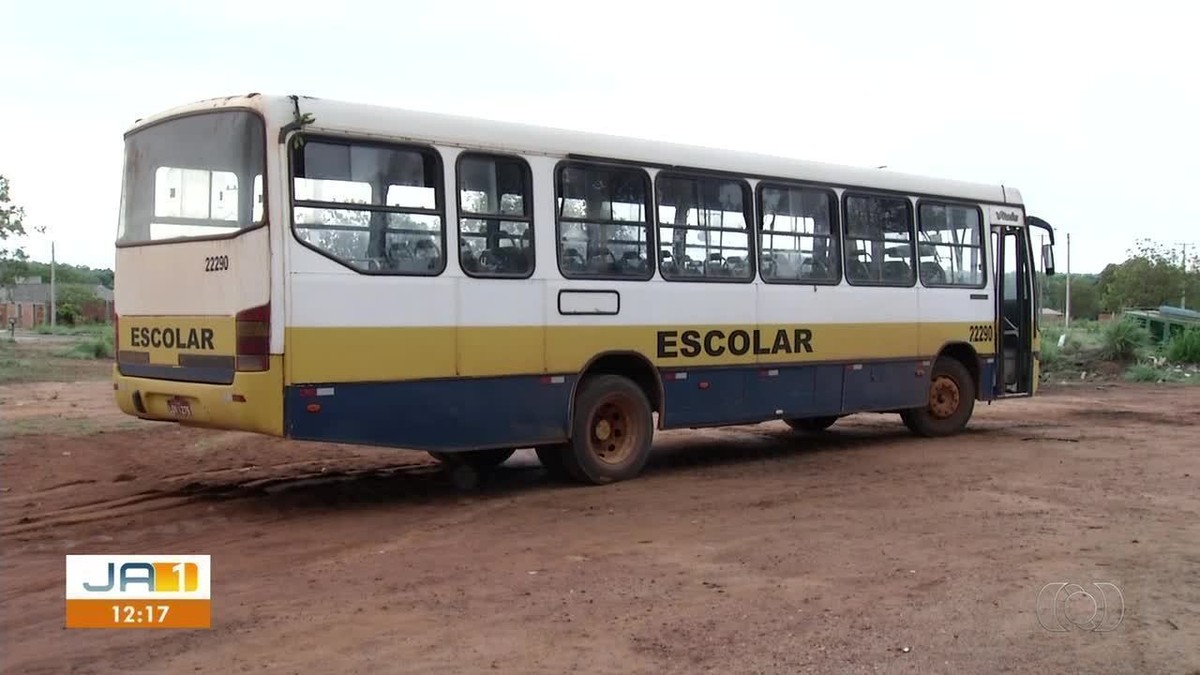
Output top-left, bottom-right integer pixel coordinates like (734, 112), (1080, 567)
(118, 111), (266, 245)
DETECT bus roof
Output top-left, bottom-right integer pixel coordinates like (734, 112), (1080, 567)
(128, 93), (1023, 206)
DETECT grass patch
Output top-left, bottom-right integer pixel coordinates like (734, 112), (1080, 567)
(1040, 319), (1199, 386)
(1100, 319), (1151, 362)
(1042, 323), (1099, 354)
(1040, 325), (1102, 378)
(0, 351), (38, 382)
(0, 414), (142, 439)
(33, 323), (112, 337)
(1040, 334), (1062, 368)
(58, 334), (114, 360)
(1125, 364), (1166, 382)
(1166, 328), (1200, 365)
(1123, 363), (1195, 384)
(0, 338), (112, 384)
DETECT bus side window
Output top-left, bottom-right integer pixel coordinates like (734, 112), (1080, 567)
(554, 162), (654, 280)
(842, 193), (914, 286)
(291, 138), (446, 276)
(656, 173), (753, 282)
(916, 202), (986, 288)
(457, 153), (534, 278)
(757, 183), (840, 285)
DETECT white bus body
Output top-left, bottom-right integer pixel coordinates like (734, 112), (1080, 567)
(112, 93), (1055, 484)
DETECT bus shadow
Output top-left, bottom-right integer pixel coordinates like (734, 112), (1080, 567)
(640, 424), (916, 477)
(162, 422), (971, 515)
(167, 460), (544, 513)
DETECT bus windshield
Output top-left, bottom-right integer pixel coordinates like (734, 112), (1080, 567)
(117, 110), (266, 245)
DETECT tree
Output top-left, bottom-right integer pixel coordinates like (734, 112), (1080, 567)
(10, 260), (114, 288)
(55, 284), (99, 325)
(1066, 278), (1100, 320)
(1100, 239), (1200, 312)
(1095, 263), (1119, 310)
(1043, 273), (1101, 320)
(0, 174), (41, 287)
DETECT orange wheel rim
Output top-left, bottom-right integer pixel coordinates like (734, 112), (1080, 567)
(928, 375), (960, 419)
(586, 394), (640, 465)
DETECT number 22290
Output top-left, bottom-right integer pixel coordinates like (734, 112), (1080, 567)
(204, 256), (229, 272)
(968, 324), (994, 342)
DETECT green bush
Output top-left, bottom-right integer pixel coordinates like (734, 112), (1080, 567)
(59, 335), (114, 360)
(1167, 329), (1200, 365)
(1100, 319), (1151, 361)
(1040, 334), (1062, 367)
(1124, 364), (1161, 382)
(1061, 331), (1085, 352)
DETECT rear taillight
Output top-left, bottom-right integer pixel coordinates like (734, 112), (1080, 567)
(235, 303), (270, 372)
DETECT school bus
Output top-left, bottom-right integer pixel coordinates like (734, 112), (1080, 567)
(112, 93), (1056, 484)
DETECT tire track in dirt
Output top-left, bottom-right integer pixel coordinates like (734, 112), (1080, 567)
(1, 460), (479, 537)
(7, 393), (1190, 539)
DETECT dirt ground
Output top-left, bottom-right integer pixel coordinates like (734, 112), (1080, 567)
(2, 377), (1198, 675)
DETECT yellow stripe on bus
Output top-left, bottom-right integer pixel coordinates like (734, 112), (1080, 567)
(284, 321), (995, 384)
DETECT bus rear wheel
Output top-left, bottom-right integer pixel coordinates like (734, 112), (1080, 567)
(901, 356), (975, 437)
(535, 444), (573, 481)
(783, 415), (839, 432)
(561, 374), (654, 485)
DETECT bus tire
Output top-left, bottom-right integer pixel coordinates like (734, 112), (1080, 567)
(900, 356), (975, 437)
(783, 415), (839, 432)
(428, 448), (515, 470)
(563, 374), (654, 485)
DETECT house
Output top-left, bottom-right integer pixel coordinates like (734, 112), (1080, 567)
(0, 298), (47, 329)
(0, 278), (114, 327)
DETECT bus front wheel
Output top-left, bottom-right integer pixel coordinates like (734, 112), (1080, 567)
(901, 357), (975, 437)
(561, 374), (654, 485)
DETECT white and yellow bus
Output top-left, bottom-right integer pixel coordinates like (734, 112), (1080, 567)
(112, 93), (1056, 485)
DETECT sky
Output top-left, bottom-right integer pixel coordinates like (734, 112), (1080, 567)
(2, 0), (1197, 274)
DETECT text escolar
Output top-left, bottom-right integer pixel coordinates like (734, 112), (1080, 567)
(657, 328), (813, 358)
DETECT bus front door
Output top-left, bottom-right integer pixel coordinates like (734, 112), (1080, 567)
(994, 225), (1036, 397)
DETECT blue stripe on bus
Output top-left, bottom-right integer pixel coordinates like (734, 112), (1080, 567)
(284, 356), (994, 452)
(285, 375), (577, 452)
(660, 360), (935, 428)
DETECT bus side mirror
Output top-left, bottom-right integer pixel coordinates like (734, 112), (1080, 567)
(1041, 244), (1056, 276)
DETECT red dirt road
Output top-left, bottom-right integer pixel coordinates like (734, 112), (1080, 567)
(2, 380), (1199, 674)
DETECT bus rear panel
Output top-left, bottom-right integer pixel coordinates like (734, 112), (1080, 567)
(112, 107), (283, 436)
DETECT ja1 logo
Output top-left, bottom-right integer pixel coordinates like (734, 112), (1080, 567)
(65, 555), (211, 629)
(1036, 581), (1124, 632)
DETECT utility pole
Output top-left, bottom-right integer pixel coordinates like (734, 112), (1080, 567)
(1183, 242), (1188, 310)
(50, 241), (56, 328)
(1064, 232), (1071, 331)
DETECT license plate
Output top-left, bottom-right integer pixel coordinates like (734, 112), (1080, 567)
(166, 396), (193, 418)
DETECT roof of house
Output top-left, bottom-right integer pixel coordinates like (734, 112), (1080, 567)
(1, 284), (113, 303)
